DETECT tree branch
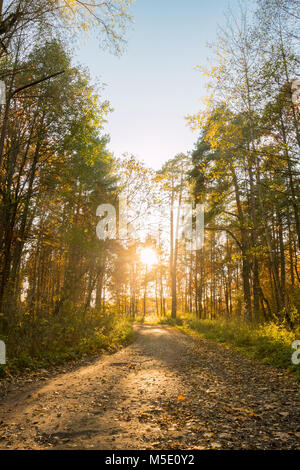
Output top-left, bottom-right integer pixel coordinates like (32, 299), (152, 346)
(10, 70), (65, 98)
(206, 226), (243, 250)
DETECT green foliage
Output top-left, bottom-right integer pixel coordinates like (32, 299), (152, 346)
(174, 316), (300, 379)
(0, 310), (133, 377)
(159, 316), (183, 327)
(0, 0), (133, 60)
(186, 1), (300, 325)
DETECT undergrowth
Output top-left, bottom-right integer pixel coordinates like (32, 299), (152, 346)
(0, 309), (134, 378)
(158, 314), (300, 379)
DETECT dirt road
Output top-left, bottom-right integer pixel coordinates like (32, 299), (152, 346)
(0, 324), (299, 450)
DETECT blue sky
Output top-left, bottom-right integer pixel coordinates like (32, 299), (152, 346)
(76, 0), (239, 169)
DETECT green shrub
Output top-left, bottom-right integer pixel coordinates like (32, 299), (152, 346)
(172, 315), (300, 379)
(159, 316), (183, 326)
(0, 309), (134, 377)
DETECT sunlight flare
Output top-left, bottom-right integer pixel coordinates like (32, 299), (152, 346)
(140, 248), (158, 267)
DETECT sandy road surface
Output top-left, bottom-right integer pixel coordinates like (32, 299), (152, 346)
(0, 324), (299, 449)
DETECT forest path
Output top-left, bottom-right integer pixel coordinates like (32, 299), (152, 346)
(0, 324), (299, 450)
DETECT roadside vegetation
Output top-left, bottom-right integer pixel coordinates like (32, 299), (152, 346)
(0, 311), (133, 377)
(157, 315), (300, 379)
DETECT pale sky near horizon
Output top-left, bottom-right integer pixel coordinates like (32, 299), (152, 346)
(76, 0), (240, 170)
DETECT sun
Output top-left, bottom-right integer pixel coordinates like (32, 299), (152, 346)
(140, 248), (158, 267)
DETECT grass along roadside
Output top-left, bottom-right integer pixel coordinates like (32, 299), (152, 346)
(0, 312), (134, 379)
(158, 315), (300, 379)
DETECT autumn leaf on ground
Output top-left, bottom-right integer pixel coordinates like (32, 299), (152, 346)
(177, 395), (186, 401)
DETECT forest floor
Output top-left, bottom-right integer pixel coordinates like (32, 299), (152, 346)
(0, 324), (299, 450)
